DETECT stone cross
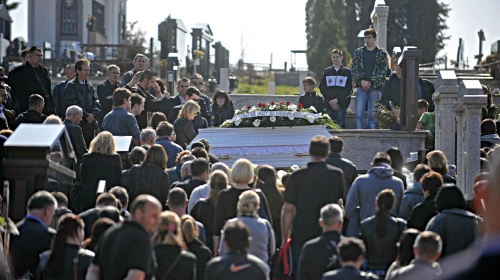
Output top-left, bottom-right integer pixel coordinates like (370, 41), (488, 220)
(299, 71), (307, 96)
(452, 80), (485, 198)
(433, 70), (459, 164)
(371, 0), (389, 50)
(268, 81), (275, 95)
(220, 68), (229, 92)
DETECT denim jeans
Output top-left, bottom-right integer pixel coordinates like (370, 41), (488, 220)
(326, 106), (347, 128)
(355, 87), (381, 129)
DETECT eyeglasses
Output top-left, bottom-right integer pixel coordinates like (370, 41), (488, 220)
(192, 82), (203, 86)
(191, 99), (200, 102)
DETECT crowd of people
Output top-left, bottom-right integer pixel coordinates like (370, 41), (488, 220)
(0, 27), (499, 280)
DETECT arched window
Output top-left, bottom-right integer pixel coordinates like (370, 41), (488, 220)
(61, 0), (78, 35)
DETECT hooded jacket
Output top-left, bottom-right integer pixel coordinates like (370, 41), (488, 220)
(399, 182), (425, 220)
(345, 163), (404, 222)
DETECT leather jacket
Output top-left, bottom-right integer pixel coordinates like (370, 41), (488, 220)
(64, 78), (101, 118)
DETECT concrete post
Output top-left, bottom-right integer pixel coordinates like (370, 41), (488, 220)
(433, 70), (459, 164)
(452, 80), (486, 198)
(371, 1), (389, 50)
(398, 46), (421, 131)
(268, 81), (275, 95)
(299, 71), (307, 96)
(220, 68), (229, 92)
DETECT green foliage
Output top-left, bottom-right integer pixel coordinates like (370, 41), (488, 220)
(4, 0), (20, 10)
(305, 0), (352, 77)
(235, 83), (302, 95)
(376, 102), (399, 129)
(124, 21), (147, 61)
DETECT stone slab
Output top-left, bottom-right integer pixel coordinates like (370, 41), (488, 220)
(220, 68), (229, 92)
(268, 81), (275, 95)
(457, 80), (483, 99)
(435, 70), (458, 88)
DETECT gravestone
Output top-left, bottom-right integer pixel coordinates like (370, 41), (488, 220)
(433, 70), (459, 164)
(452, 80), (485, 198)
(268, 81), (275, 95)
(220, 68), (229, 92)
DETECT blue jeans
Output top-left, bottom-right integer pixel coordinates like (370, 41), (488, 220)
(355, 87), (380, 129)
(326, 107), (347, 128)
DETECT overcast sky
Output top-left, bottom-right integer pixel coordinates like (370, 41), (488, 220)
(9, 0), (500, 69)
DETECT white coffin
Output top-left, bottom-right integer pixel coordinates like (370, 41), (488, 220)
(188, 125), (332, 167)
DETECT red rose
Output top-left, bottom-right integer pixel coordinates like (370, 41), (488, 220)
(271, 101), (275, 105)
(247, 105), (252, 109)
(280, 101), (284, 105)
(298, 103), (303, 108)
(286, 101), (291, 105)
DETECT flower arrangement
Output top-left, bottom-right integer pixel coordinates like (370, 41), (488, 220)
(193, 50), (205, 60)
(376, 101), (400, 129)
(220, 101), (340, 129)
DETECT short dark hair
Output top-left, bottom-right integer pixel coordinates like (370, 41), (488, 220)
(338, 237), (366, 262)
(372, 152), (392, 166)
(364, 28), (377, 38)
(21, 48), (29, 57)
(168, 187), (187, 208)
(413, 164), (432, 182)
(127, 146), (146, 165)
(50, 192), (68, 208)
(191, 158), (210, 177)
(28, 46), (42, 54)
(139, 69), (155, 82)
(27, 191), (57, 211)
(185, 86), (201, 98)
(329, 136), (343, 153)
(99, 206), (121, 223)
(191, 147), (209, 160)
(302, 77), (316, 86)
(386, 147), (403, 171)
(481, 118), (496, 134)
(151, 112), (168, 130)
(198, 139), (211, 152)
(130, 93), (145, 108)
(178, 77), (190, 84)
(29, 94), (44, 107)
(75, 58), (90, 72)
(223, 220), (250, 251)
(420, 171), (443, 194)
(112, 88), (131, 107)
(435, 184), (466, 212)
(156, 78), (166, 92)
(156, 121), (174, 137)
(418, 99), (429, 110)
(331, 49), (343, 56)
(191, 142), (205, 150)
(95, 193), (117, 207)
(309, 135), (330, 158)
(109, 186), (129, 208)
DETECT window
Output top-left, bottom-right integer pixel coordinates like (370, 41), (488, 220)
(61, 0), (78, 35)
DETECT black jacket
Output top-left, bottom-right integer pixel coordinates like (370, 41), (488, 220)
(299, 231), (343, 280)
(298, 90), (324, 113)
(78, 208), (101, 238)
(64, 78), (101, 119)
(325, 153), (358, 198)
(360, 215), (406, 270)
(419, 78), (435, 112)
(407, 193), (438, 231)
(10, 218), (56, 277)
(319, 65), (353, 109)
(9, 61), (55, 115)
(168, 105), (207, 132)
(63, 119), (88, 167)
(322, 266), (379, 280)
(381, 73), (401, 109)
(53, 79), (69, 119)
(212, 104), (235, 127)
(127, 84), (169, 129)
(173, 178), (207, 199)
(186, 238), (212, 280)
(38, 244), (94, 280)
(13, 109), (47, 129)
(96, 79), (119, 127)
(154, 244), (197, 280)
(174, 118), (198, 149)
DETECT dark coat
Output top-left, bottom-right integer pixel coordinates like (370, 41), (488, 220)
(64, 78), (101, 119)
(381, 73), (401, 109)
(168, 105), (207, 132)
(298, 90), (324, 113)
(9, 61), (55, 115)
(96, 79), (119, 127)
(38, 244), (94, 280)
(64, 119), (87, 177)
(186, 238), (212, 280)
(325, 153), (358, 198)
(419, 78), (435, 112)
(407, 193), (438, 232)
(154, 244), (197, 280)
(360, 215), (406, 270)
(53, 79), (69, 118)
(10, 218), (56, 277)
(173, 178), (206, 199)
(78, 208), (100, 238)
(299, 230), (343, 280)
(13, 109), (47, 130)
(322, 266), (379, 280)
(174, 118), (197, 149)
(211, 103), (234, 127)
(127, 84), (169, 129)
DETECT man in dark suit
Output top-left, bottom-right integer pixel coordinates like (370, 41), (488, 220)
(53, 64), (75, 118)
(9, 191), (57, 278)
(64, 105), (88, 177)
(163, 77), (190, 118)
(78, 193), (118, 238)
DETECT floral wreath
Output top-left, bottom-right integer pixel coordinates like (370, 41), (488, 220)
(220, 101), (340, 129)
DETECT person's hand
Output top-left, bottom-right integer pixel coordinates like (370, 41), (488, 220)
(329, 99), (340, 110)
(361, 80), (371, 91)
(127, 72), (140, 87)
(163, 91), (171, 99)
(86, 113), (94, 123)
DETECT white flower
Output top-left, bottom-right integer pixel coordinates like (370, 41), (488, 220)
(322, 113), (331, 119)
(270, 116), (277, 122)
(306, 115), (315, 123)
(249, 106), (257, 112)
(291, 164), (299, 171)
(277, 170), (287, 179)
(235, 118), (242, 126)
(269, 105), (276, 110)
(235, 109), (241, 115)
(288, 113), (295, 120)
(288, 105), (298, 111)
(253, 119), (261, 127)
(309, 106), (317, 113)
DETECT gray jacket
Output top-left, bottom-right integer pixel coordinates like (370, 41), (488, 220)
(399, 182), (424, 220)
(345, 163), (404, 222)
(389, 258), (441, 280)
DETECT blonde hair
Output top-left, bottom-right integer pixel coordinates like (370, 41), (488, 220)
(153, 211), (186, 249)
(426, 150), (449, 174)
(89, 131), (117, 155)
(180, 215), (198, 242)
(237, 190), (260, 215)
(43, 115), (63, 124)
(230, 158), (254, 184)
(179, 100), (200, 119)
